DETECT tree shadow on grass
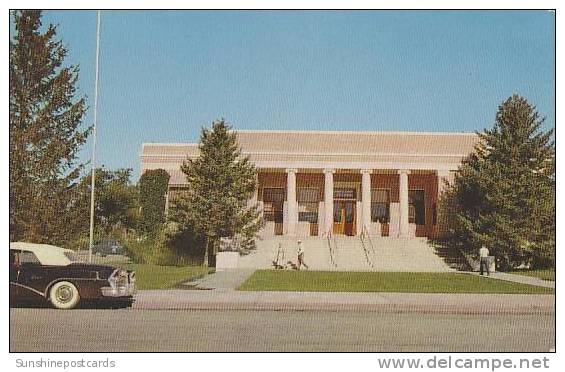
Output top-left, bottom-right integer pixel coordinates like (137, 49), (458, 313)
(428, 238), (472, 271)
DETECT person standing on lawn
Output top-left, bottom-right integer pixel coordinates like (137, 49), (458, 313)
(297, 240), (309, 270)
(479, 245), (490, 276)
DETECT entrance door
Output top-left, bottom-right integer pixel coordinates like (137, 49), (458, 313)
(333, 201), (356, 236)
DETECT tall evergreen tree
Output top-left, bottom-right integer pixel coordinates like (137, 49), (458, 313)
(10, 10), (89, 245)
(446, 95), (555, 270)
(169, 120), (262, 266)
(138, 168), (170, 235)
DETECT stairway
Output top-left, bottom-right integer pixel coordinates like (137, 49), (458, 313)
(238, 236), (335, 271)
(239, 236), (454, 272)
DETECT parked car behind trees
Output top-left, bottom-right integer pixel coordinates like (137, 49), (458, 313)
(92, 239), (127, 257)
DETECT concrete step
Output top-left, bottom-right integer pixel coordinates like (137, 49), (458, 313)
(239, 236), (453, 272)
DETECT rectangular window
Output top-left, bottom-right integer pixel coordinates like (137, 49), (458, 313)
(297, 187), (318, 202)
(371, 189), (390, 223)
(262, 188), (284, 222)
(298, 188), (319, 223)
(334, 188), (356, 200)
(409, 190), (425, 225)
(263, 188), (285, 202)
(19, 251), (41, 265)
(298, 202), (318, 223)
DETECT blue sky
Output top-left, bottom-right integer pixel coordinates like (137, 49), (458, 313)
(36, 10), (555, 181)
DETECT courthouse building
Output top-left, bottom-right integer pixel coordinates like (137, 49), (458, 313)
(140, 130), (479, 239)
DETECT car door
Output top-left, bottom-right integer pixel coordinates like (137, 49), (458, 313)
(9, 250), (20, 302)
(16, 251), (46, 300)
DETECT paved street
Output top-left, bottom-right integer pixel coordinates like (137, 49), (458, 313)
(133, 290), (555, 314)
(10, 308), (554, 352)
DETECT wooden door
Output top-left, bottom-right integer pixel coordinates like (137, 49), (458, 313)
(333, 201), (344, 235)
(343, 201), (356, 236)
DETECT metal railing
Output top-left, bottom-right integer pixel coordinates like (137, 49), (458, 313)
(359, 225), (376, 268)
(326, 229), (338, 268)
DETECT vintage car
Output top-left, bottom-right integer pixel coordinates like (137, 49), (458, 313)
(92, 239), (126, 257)
(10, 242), (136, 309)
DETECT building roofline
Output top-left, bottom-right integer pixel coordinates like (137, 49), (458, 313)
(142, 143), (199, 147)
(141, 130), (479, 147)
(141, 152), (470, 158)
(232, 129), (479, 136)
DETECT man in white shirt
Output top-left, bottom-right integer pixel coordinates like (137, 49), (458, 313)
(297, 240), (308, 270)
(479, 245), (490, 276)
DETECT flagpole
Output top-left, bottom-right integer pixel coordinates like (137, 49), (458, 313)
(89, 10), (101, 263)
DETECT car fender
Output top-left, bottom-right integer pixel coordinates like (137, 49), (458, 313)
(45, 277), (107, 299)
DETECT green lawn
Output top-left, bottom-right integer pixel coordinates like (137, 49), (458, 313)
(238, 270), (553, 294)
(509, 269), (555, 281)
(123, 264), (213, 290)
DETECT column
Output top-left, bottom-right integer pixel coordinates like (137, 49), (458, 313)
(398, 169), (411, 238)
(324, 169), (334, 235)
(361, 169), (372, 234)
(285, 168), (298, 236)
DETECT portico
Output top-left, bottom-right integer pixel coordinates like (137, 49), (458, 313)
(140, 130), (477, 239)
(256, 167), (449, 238)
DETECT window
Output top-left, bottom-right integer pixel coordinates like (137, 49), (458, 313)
(19, 251), (41, 265)
(298, 188), (319, 223)
(299, 203), (318, 222)
(262, 188), (284, 222)
(297, 187), (318, 202)
(371, 189), (390, 223)
(64, 251), (79, 263)
(263, 188), (285, 202)
(334, 202), (342, 222)
(334, 188), (356, 200)
(409, 190), (425, 225)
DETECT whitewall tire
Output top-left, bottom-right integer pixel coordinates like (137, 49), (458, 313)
(49, 281), (80, 309)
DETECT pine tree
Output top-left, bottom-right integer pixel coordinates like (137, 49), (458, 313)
(10, 10), (89, 245)
(169, 120), (262, 266)
(447, 95), (555, 270)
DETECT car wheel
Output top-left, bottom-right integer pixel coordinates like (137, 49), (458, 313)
(49, 281), (80, 310)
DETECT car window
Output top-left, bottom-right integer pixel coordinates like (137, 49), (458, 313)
(19, 251), (41, 265)
(63, 251), (80, 262)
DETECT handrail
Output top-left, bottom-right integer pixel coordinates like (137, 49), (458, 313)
(362, 225), (376, 256)
(326, 229), (338, 267)
(359, 225), (376, 268)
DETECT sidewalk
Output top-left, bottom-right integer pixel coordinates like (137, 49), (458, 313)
(137, 269), (556, 314)
(184, 269), (255, 291)
(466, 271), (555, 288)
(133, 289), (554, 314)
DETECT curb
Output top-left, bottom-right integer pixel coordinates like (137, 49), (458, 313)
(133, 302), (555, 315)
(133, 291), (555, 315)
